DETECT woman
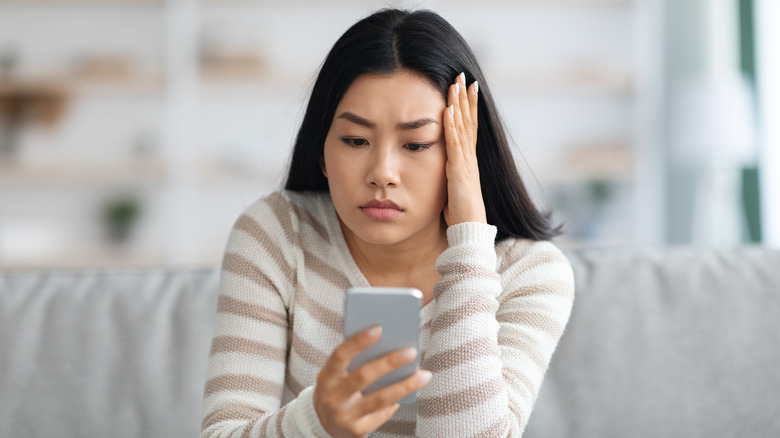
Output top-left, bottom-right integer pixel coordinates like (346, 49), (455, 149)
(201, 8), (574, 438)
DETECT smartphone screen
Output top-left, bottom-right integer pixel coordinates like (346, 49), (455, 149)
(343, 287), (422, 404)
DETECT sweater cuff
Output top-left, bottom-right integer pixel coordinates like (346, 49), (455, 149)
(446, 222), (497, 247)
(294, 386), (333, 438)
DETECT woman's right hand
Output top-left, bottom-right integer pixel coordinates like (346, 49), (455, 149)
(313, 325), (432, 438)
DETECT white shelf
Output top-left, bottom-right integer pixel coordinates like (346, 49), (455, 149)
(0, 160), (166, 186)
(493, 68), (633, 95)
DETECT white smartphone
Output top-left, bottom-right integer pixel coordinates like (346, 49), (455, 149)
(343, 287), (423, 404)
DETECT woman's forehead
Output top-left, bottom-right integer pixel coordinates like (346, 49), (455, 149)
(335, 70), (446, 123)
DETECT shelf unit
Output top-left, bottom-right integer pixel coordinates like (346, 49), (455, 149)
(0, 0), (663, 267)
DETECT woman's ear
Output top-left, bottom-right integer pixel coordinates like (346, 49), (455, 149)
(319, 157), (328, 178)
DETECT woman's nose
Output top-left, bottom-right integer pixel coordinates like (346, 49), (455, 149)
(366, 147), (400, 187)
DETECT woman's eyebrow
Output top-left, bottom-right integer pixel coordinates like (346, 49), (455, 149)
(397, 118), (439, 130)
(336, 111), (439, 130)
(337, 111), (375, 129)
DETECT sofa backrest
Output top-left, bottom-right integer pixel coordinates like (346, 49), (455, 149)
(1, 247), (779, 437)
(0, 268), (220, 438)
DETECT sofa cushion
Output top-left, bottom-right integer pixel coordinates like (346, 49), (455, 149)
(525, 247), (780, 437)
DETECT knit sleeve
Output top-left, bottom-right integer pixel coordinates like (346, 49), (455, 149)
(417, 222), (574, 437)
(200, 193), (332, 438)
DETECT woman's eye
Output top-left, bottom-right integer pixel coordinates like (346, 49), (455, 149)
(405, 143), (433, 152)
(341, 138), (367, 147)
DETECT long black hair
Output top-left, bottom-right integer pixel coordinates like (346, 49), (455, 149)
(285, 8), (561, 241)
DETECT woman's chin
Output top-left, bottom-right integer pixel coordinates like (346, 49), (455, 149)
(349, 227), (409, 247)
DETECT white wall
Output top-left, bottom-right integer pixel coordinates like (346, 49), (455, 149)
(0, 0), (660, 267)
(756, 0), (780, 247)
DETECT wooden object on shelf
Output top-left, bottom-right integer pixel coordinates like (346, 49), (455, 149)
(0, 78), (69, 156)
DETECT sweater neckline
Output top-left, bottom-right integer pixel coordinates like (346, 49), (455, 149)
(316, 193), (372, 289)
(315, 192), (436, 320)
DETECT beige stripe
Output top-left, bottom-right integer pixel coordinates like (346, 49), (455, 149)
(290, 201), (329, 242)
(423, 336), (500, 373)
(223, 252), (274, 289)
(216, 294), (287, 329)
(507, 397), (523, 424)
(437, 262), (499, 280)
(285, 367), (305, 397)
(202, 406), (262, 430)
(304, 248), (351, 288)
(241, 416), (270, 438)
(434, 265), (500, 299)
(470, 414), (510, 438)
(205, 374), (283, 399)
(209, 335), (286, 362)
(273, 403), (288, 436)
(377, 419), (417, 436)
(267, 193), (298, 245)
(496, 308), (564, 336)
(498, 333), (547, 373)
(499, 245), (559, 273)
(494, 239), (525, 262)
(291, 331), (330, 367)
(233, 214), (295, 284)
(294, 282), (342, 334)
(430, 295), (498, 336)
(418, 377), (505, 418)
(499, 278), (573, 302)
(502, 366), (537, 401)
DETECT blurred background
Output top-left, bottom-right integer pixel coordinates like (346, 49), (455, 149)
(0, 0), (777, 268)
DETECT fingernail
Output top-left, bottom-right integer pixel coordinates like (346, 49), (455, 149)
(418, 370), (432, 384)
(459, 72), (466, 85)
(400, 347), (417, 361)
(366, 325), (382, 338)
(448, 105), (454, 116)
(474, 81), (479, 94)
(454, 83), (459, 96)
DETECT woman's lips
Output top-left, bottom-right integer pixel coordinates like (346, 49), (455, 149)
(360, 199), (403, 220)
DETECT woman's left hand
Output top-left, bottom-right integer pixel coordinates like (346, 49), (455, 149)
(443, 73), (487, 226)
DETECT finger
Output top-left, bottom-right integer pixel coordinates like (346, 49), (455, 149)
(448, 83), (468, 160)
(456, 73), (473, 138)
(354, 369), (432, 417)
(322, 325), (382, 377)
(343, 347), (418, 396)
(469, 81), (479, 146)
(444, 104), (462, 165)
(352, 403), (401, 437)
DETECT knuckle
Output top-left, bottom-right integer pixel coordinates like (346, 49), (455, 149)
(374, 391), (395, 407)
(333, 345), (352, 364)
(352, 367), (373, 387)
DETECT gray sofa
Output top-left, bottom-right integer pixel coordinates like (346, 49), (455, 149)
(1, 247), (779, 437)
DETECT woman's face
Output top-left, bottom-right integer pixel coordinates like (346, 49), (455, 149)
(322, 69), (448, 248)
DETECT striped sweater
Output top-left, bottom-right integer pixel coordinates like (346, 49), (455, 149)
(201, 190), (575, 437)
